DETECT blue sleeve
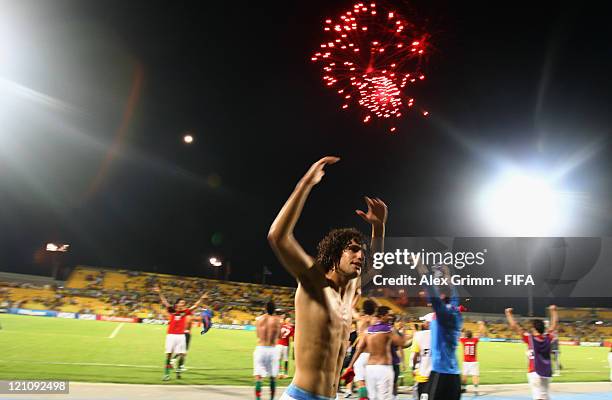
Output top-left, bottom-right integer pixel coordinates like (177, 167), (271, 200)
(450, 285), (459, 307)
(426, 282), (459, 329)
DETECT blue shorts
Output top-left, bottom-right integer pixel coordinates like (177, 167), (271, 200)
(280, 383), (337, 400)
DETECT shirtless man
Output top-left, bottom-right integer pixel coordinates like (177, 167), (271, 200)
(347, 306), (407, 400)
(268, 156), (387, 400)
(351, 299), (377, 399)
(254, 301), (282, 400)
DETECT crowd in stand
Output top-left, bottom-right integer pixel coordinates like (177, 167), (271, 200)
(0, 267), (296, 324)
(1, 269), (611, 342)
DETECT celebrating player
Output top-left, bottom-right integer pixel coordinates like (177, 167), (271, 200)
(347, 306), (407, 400)
(415, 263), (463, 400)
(505, 305), (558, 400)
(254, 301), (282, 400)
(154, 287), (207, 381)
(460, 330), (480, 395)
(268, 156), (387, 400)
(277, 316), (295, 379)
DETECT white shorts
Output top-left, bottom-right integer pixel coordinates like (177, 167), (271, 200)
(165, 334), (186, 354)
(254, 346), (280, 378)
(354, 352), (370, 382)
(463, 361), (480, 376)
(365, 365), (394, 400)
(527, 372), (551, 400)
(277, 344), (289, 362)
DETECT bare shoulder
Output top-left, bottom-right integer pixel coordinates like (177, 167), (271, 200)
(295, 261), (329, 297)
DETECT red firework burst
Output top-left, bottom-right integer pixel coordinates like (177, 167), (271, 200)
(311, 2), (430, 132)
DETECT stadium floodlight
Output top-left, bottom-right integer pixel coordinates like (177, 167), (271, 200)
(183, 134), (194, 144)
(209, 257), (222, 267)
(477, 170), (569, 236)
(46, 243), (70, 252)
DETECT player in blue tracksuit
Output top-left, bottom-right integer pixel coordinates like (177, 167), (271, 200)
(201, 308), (214, 334)
(417, 264), (463, 400)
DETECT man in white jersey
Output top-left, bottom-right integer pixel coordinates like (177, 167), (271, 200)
(411, 313), (433, 400)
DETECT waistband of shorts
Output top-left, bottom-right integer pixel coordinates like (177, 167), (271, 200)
(285, 383), (336, 400)
(256, 345), (276, 348)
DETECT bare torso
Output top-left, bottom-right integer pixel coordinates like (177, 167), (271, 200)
(256, 314), (281, 346)
(355, 314), (374, 352)
(365, 331), (393, 365)
(292, 275), (358, 397)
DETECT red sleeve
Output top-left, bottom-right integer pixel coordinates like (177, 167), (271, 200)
(186, 309), (192, 315)
(460, 338), (466, 344)
(474, 338), (479, 344)
(522, 333), (529, 344)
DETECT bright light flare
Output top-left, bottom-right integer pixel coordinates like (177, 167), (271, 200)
(46, 243), (70, 252)
(209, 257), (222, 267)
(478, 171), (570, 236)
(183, 134), (194, 144)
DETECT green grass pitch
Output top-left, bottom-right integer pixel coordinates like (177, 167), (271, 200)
(0, 314), (609, 385)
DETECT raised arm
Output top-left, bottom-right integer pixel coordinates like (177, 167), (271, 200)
(548, 304), (558, 332)
(153, 286), (171, 309)
(356, 197), (387, 287)
(189, 292), (208, 311)
(267, 156), (340, 280)
(415, 264), (458, 325)
(504, 308), (525, 336)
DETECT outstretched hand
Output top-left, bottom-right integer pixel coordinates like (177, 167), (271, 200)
(355, 196), (388, 227)
(301, 156), (340, 187)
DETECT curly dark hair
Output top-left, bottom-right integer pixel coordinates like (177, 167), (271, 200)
(362, 299), (377, 316)
(316, 228), (367, 273)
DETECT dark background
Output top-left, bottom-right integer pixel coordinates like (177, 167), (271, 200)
(1, 1), (610, 314)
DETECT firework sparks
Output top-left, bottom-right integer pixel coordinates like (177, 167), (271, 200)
(311, 2), (430, 132)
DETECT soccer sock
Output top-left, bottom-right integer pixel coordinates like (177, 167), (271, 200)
(284, 361), (288, 375)
(164, 355), (172, 374)
(270, 377), (276, 399)
(255, 380), (262, 400)
(358, 386), (368, 400)
(178, 355), (185, 368)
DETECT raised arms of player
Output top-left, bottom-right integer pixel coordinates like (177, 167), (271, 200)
(153, 286), (171, 309)
(416, 264), (459, 327)
(189, 292), (208, 311)
(356, 197), (388, 288)
(268, 156), (340, 280)
(504, 308), (525, 336)
(548, 305), (558, 332)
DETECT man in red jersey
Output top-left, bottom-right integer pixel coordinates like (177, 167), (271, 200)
(154, 286), (207, 381)
(276, 316), (295, 379)
(460, 330), (480, 395)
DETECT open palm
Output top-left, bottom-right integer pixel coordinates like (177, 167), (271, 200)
(356, 196), (388, 226)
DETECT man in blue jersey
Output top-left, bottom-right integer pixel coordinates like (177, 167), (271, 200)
(416, 263), (463, 400)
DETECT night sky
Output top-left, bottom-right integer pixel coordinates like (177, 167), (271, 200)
(1, 0), (611, 291)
